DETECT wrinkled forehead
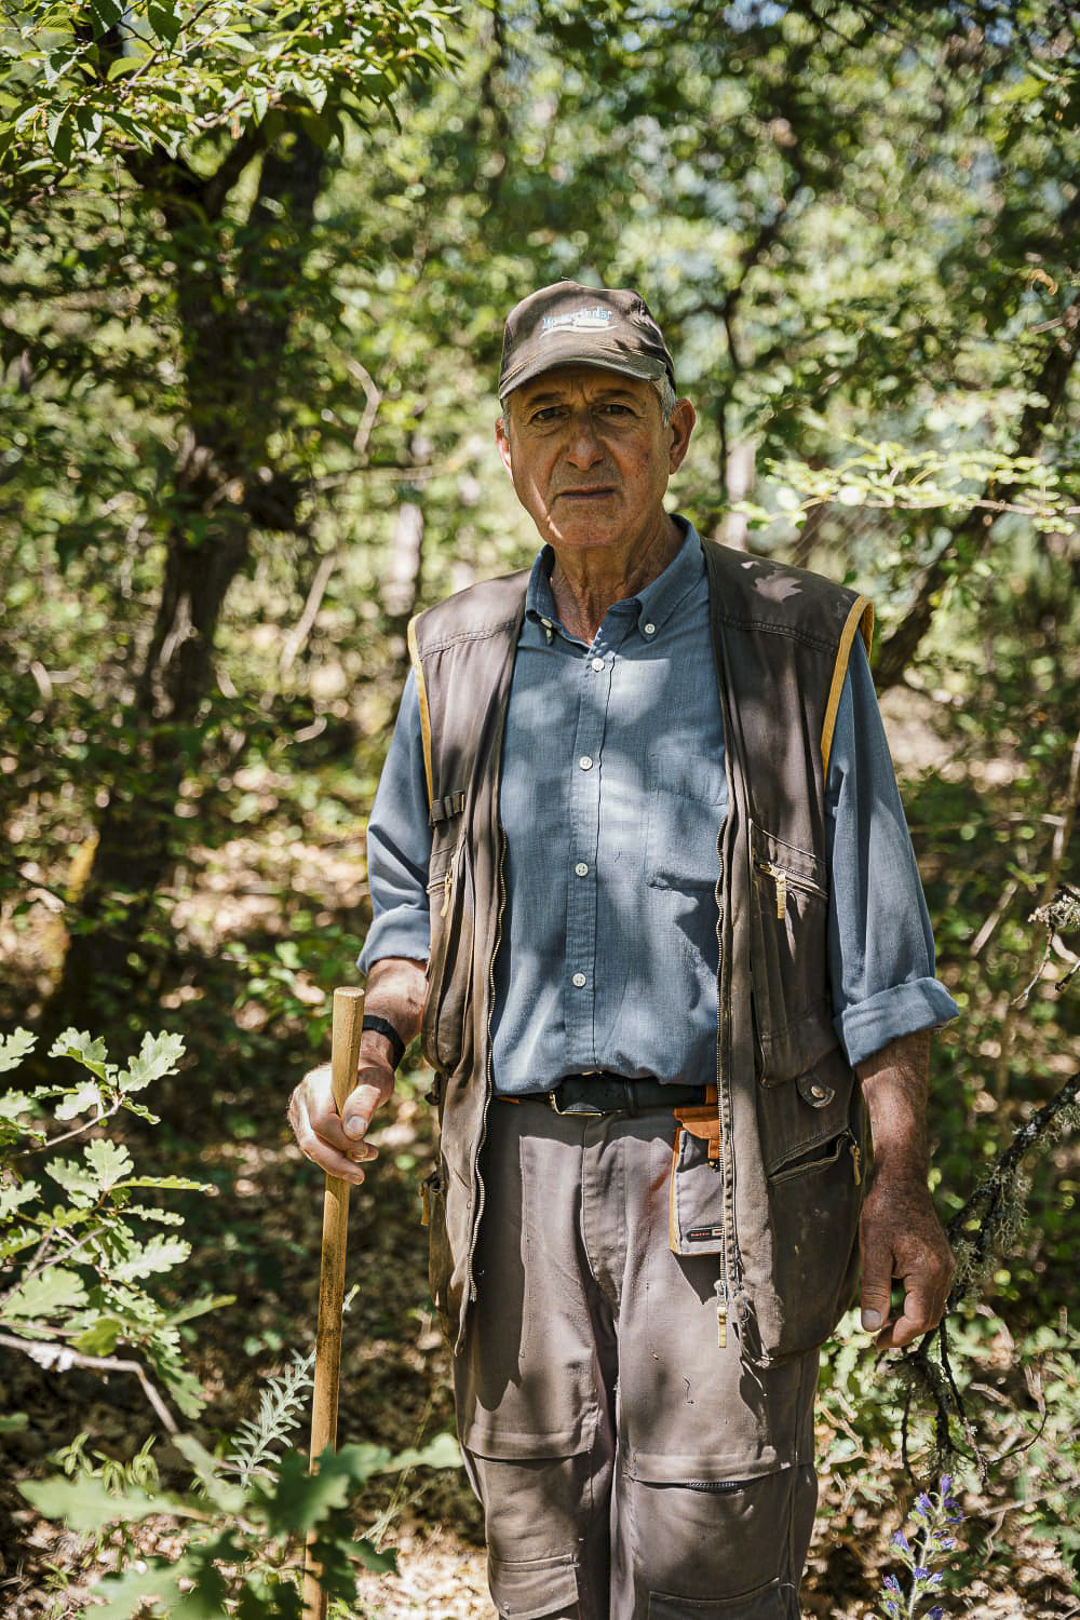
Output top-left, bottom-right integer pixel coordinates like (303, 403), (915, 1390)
(508, 363), (658, 411)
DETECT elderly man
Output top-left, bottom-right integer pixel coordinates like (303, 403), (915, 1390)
(289, 282), (958, 1620)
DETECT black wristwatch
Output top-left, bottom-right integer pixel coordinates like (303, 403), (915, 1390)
(361, 1014), (407, 1071)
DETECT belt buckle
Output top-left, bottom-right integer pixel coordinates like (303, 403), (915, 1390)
(548, 1087), (569, 1115)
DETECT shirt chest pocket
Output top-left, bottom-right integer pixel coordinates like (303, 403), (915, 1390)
(644, 746), (727, 892)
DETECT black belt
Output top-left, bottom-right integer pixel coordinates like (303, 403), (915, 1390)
(502, 1073), (709, 1117)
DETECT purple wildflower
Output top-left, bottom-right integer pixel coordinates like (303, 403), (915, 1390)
(883, 1574), (902, 1594)
(893, 1531), (911, 1552)
(928, 1609), (944, 1620)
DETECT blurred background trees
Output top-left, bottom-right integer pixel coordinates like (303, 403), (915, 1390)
(1, 1), (1079, 1613)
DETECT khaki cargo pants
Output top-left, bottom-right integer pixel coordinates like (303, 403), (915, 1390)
(454, 1099), (819, 1620)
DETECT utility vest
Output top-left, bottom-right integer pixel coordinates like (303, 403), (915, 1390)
(407, 537), (873, 1364)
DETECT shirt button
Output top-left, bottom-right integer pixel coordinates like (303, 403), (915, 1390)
(643, 621), (656, 636)
(578, 755), (593, 771)
(591, 657), (605, 672)
(572, 972), (587, 988)
(575, 862), (589, 877)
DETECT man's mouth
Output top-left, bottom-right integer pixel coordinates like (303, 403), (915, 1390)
(557, 487), (615, 500)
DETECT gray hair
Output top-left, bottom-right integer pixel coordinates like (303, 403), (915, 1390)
(500, 373), (677, 435)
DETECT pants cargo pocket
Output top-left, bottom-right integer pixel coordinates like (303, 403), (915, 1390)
(648, 1579), (788, 1618)
(669, 1104), (723, 1256)
(489, 1551), (581, 1619)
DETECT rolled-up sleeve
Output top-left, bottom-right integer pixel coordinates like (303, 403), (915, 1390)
(826, 637), (959, 1067)
(357, 669), (433, 974)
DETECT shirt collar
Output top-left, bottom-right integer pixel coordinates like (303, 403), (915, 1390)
(524, 514), (705, 637)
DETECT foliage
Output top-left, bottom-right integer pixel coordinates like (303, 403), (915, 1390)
(0, 1025), (226, 1421)
(22, 1353), (462, 1617)
(1, 1), (456, 207)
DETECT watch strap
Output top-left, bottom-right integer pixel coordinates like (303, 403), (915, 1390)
(361, 1013), (406, 1070)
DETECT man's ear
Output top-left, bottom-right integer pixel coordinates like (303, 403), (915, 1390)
(495, 415), (514, 478)
(668, 398), (696, 474)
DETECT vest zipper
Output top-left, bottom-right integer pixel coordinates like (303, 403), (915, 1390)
(755, 859), (827, 920)
(714, 819), (740, 1349)
(463, 824), (508, 1331)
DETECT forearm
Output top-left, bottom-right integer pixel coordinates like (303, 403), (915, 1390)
(856, 1027), (931, 1185)
(360, 954), (427, 1070)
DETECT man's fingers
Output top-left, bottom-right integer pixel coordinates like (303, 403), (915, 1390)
(287, 1059), (393, 1181)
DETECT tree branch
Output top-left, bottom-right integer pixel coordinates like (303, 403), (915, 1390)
(0, 1331), (180, 1434)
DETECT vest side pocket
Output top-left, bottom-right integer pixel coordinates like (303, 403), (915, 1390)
(420, 1164), (454, 1338)
(422, 827), (473, 1076)
(748, 820), (835, 1086)
(742, 1052), (864, 1361)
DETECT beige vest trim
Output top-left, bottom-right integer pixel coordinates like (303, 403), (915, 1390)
(407, 613), (435, 806)
(820, 595), (874, 779)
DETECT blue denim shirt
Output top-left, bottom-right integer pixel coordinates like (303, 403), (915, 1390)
(359, 521), (958, 1090)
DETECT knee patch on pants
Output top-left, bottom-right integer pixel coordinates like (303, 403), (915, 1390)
(489, 1550), (581, 1619)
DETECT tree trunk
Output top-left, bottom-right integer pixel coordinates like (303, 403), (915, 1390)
(49, 131), (325, 1031)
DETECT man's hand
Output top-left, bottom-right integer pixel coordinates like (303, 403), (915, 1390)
(287, 955), (427, 1185)
(856, 1028), (954, 1351)
(288, 1052), (395, 1185)
(858, 1170), (953, 1350)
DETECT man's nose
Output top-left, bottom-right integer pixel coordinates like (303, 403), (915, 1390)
(565, 410), (604, 468)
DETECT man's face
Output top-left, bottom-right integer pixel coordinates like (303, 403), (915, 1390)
(495, 364), (694, 560)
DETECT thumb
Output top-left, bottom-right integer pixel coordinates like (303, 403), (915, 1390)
(342, 1070), (391, 1140)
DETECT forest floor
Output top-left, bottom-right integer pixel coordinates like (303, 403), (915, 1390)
(2, 688), (1079, 1617)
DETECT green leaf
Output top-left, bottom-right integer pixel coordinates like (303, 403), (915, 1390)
(118, 1031), (185, 1093)
(85, 1138), (133, 1191)
(88, 0), (124, 35)
(353, 1535), (399, 1574)
(146, 0), (181, 47)
(382, 1431), (462, 1472)
(108, 1234), (190, 1282)
(0, 1087), (36, 1122)
(1, 1266), (87, 1322)
(73, 1316), (121, 1355)
(172, 1433), (245, 1513)
(91, 1556), (191, 1620)
(45, 1156), (98, 1206)
(19, 1474), (202, 1533)
(0, 1412), (29, 1433)
(0, 1030), (36, 1073)
(256, 1447), (354, 1534)
(54, 1080), (104, 1121)
(0, 1181), (39, 1221)
(49, 1031), (109, 1083)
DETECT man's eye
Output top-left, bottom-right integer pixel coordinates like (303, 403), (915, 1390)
(599, 403), (632, 416)
(530, 407), (564, 424)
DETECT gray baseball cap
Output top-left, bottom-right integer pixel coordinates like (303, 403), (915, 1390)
(499, 280), (676, 400)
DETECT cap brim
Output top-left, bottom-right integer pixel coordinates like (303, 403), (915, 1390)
(500, 343), (668, 400)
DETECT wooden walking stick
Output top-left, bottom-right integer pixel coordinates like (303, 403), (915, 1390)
(302, 984), (365, 1620)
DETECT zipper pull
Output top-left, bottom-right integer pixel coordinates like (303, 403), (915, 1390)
(774, 868), (787, 921)
(440, 868), (453, 919)
(850, 1139), (862, 1186)
(714, 1281), (728, 1349)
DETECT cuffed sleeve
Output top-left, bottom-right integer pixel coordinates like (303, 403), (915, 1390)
(825, 638), (959, 1067)
(357, 669), (433, 974)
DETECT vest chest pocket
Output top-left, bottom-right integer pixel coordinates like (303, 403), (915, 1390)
(748, 820), (836, 1086)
